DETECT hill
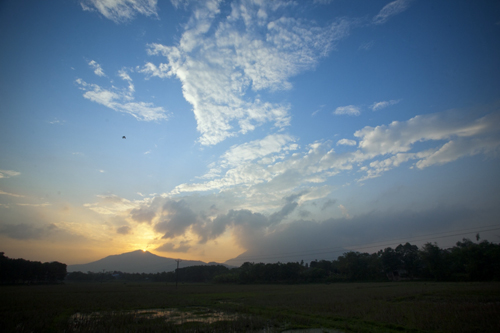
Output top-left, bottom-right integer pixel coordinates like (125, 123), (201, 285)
(67, 250), (215, 273)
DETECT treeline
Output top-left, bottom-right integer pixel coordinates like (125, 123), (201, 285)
(217, 239), (500, 283)
(66, 239), (500, 284)
(66, 264), (229, 283)
(0, 252), (67, 284)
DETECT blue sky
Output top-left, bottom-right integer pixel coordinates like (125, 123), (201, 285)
(1, 0), (499, 265)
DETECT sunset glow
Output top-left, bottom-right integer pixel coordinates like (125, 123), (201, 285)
(1, 0), (499, 266)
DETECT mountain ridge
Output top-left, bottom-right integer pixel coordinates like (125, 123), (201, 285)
(67, 250), (227, 274)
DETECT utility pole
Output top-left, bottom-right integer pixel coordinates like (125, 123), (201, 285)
(175, 259), (182, 288)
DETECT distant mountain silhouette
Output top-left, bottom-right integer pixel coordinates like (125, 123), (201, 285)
(224, 248), (346, 267)
(67, 250), (223, 273)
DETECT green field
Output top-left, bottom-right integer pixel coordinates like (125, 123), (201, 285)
(1, 281), (499, 332)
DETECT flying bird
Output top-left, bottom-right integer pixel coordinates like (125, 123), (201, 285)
(122, 136), (126, 139)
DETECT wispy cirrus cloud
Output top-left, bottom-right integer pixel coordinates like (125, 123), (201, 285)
(76, 63), (169, 121)
(358, 40), (375, 51)
(80, 0), (158, 23)
(333, 105), (360, 116)
(373, 0), (413, 25)
(118, 68), (134, 93)
(172, 133), (300, 194)
(84, 194), (140, 215)
(370, 99), (401, 111)
(0, 190), (24, 198)
(0, 169), (20, 179)
(48, 118), (65, 125)
(141, 0), (351, 145)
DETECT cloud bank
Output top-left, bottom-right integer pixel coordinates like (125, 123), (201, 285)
(141, 0), (351, 145)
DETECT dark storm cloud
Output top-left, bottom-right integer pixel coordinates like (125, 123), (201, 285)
(0, 221), (85, 242)
(283, 190), (309, 203)
(117, 225), (131, 235)
(298, 209), (312, 218)
(152, 195), (302, 245)
(269, 201), (298, 225)
(321, 198), (337, 211)
(156, 240), (191, 253)
(130, 207), (156, 224)
(0, 222), (47, 240)
(226, 204), (500, 265)
(129, 196), (163, 224)
(268, 191), (305, 225)
(195, 208), (270, 244)
(155, 199), (201, 239)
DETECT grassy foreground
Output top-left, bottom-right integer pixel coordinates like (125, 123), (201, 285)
(1, 281), (499, 332)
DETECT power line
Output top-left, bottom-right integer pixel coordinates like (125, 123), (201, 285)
(229, 224), (500, 263)
(233, 224), (500, 261)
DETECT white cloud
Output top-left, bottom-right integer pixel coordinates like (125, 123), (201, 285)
(76, 78), (168, 121)
(0, 190), (24, 198)
(84, 194), (145, 216)
(118, 68), (135, 93)
(171, 134), (303, 195)
(311, 105), (325, 116)
(137, 62), (172, 79)
(88, 60), (106, 77)
(415, 136), (500, 169)
(0, 169), (20, 179)
(220, 134), (297, 168)
(48, 118), (65, 125)
(336, 139), (357, 146)
(16, 203), (51, 207)
(355, 112), (499, 156)
(118, 68), (132, 82)
(370, 99), (401, 111)
(142, 0), (351, 145)
(171, 109), (500, 195)
(91, 107), (500, 252)
(355, 111), (500, 180)
(333, 105), (360, 116)
(171, 138), (349, 197)
(373, 0), (413, 25)
(80, 0), (158, 23)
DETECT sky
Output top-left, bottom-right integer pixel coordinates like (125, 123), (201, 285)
(1, 0), (500, 266)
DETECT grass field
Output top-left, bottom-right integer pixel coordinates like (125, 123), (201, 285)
(1, 281), (499, 332)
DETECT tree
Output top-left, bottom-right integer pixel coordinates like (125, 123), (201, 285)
(395, 243), (421, 278)
(420, 242), (450, 280)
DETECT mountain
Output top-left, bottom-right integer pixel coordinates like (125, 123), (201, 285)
(68, 250), (215, 274)
(224, 249), (345, 267)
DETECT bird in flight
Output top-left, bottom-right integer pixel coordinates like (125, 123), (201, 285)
(122, 136), (126, 139)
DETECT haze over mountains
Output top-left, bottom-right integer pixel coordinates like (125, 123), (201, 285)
(67, 250), (228, 274)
